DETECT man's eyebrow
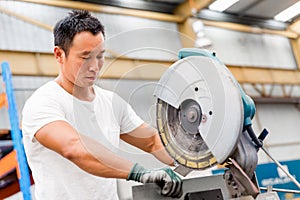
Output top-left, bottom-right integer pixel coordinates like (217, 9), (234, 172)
(80, 50), (105, 56)
(80, 51), (91, 56)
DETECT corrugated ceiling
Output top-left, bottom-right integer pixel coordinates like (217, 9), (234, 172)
(75, 0), (300, 29)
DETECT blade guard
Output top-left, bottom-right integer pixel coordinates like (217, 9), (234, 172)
(154, 48), (244, 164)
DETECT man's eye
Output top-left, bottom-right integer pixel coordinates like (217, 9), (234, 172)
(96, 55), (104, 59)
(82, 57), (91, 60)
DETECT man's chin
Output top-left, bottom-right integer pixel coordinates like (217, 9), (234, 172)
(75, 81), (95, 88)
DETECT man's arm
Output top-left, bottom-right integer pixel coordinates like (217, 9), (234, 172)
(35, 120), (182, 198)
(35, 120), (134, 178)
(120, 123), (174, 166)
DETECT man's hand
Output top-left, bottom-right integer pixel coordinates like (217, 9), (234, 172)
(127, 163), (183, 198)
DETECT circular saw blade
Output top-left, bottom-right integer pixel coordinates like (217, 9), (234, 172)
(155, 52), (243, 169)
(157, 98), (217, 170)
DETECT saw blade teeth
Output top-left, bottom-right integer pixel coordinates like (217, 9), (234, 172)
(157, 118), (164, 133)
(187, 161), (198, 168)
(160, 131), (168, 145)
(176, 156), (187, 166)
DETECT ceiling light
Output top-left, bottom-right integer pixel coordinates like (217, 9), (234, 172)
(208, 0), (239, 12)
(274, 1), (300, 22)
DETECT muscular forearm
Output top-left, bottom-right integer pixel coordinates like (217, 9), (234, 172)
(121, 123), (174, 166)
(151, 150), (174, 166)
(147, 133), (174, 166)
(67, 134), (134, 179)
(36, 121), (135, 179)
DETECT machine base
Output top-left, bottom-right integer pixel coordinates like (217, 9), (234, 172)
(131, 174), (280, 200)
(132, 174), (230, 200)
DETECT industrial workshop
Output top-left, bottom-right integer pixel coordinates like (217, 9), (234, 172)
(0, 0), (300, 200)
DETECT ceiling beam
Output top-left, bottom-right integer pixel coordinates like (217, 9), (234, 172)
(289, 18), (300, 36)
(178, 18), (197, 47)
(0, 5), (52, 31)
(252, 97), (300, 105)
(1, 50), (300, 85)
(290, 38), (300, 70)
(228, 66), (300, 85)
(200, 19), (298, 39)
(17, 0), (184, 22)
(174, 0), (213, 22)
(0, 51), (59, 76)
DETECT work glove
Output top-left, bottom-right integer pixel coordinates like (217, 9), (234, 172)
(127, 163), (183, 198)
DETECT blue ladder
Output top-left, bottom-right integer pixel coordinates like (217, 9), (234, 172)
(1, 62), (32, 200)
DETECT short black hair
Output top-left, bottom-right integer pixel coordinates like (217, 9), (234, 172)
(53, 10), (105, 56)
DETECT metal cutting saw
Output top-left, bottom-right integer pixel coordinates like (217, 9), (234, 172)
(132, 48), (300, 200)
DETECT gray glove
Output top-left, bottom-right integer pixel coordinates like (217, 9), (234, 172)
(127, 163), (183, 198)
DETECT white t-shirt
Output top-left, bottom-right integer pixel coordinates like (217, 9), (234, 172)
(22, 81), (144, 200)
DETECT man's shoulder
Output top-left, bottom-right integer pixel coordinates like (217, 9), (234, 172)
(25, 81), (65, 105)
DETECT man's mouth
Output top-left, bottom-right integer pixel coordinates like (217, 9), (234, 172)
(86, 76), (96, 81)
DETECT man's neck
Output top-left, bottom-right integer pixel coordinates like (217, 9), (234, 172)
(55, 76), (95, 102)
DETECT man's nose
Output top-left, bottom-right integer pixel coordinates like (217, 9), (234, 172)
(88, 58), (100, 72)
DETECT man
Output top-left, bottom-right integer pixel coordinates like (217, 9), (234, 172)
(22, 10), (182, 200)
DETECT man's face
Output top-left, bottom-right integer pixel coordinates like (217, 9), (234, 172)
(61, 31), (105, 88)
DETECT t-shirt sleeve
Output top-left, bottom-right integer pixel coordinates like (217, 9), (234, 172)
(22, 95), (67, 142)
(113, 94), (144, 134)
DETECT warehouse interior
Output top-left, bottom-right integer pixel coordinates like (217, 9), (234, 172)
(0, 0), (300, 199)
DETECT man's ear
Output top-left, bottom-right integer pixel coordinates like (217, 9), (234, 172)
(54, 46), (65, 64)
